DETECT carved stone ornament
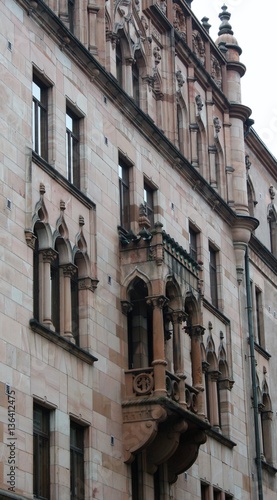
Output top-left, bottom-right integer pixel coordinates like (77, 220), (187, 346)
(173, 3), (186, 41)
(176, 70), (185, 88)
(192, 30), (205, 66)
(245, 154), (251, 170)
(195, 94), (203, 112)
(269, 185), (275, 200)
(158, 0), (167, 15)
(25, 230), (36, 249)
(213, 116), (221, 135)
(153, 46), (161, 66)
(211, 54), (222, 89)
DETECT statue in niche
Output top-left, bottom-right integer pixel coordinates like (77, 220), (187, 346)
(176, 70), (185, 88)
(173, 3), (187, 41)
(195, 94), (203, 112)
(213, 117), (221, 135)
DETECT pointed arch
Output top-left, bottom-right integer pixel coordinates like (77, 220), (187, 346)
(122, 268), (153, 301)
(176, 93), (189, 157)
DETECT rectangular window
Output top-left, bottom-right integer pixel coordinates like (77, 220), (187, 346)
(189, 226), (198, 262)
(66, 107), (80, 188)
(33, 404), (50, 499)
(209, 245), (218, 308)
(70, 421), (85, 500)
(68, 0), (75, 32)
(144, 182), (154, 227)
(255, 287), (264, 346)
(201, 483), (209, 500)
(32, 75), (48, 160)
(118, 158), (130, 229)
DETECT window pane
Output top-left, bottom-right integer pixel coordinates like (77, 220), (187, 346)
(70, 422), (84, 500)
(32, 77), (48, 160)
(209, 246), (218, 307)
(189, 227), (197, 261)
(33, 405), (50, 499)
(119, 160), (130, 229)
(66, 109), (80, 188)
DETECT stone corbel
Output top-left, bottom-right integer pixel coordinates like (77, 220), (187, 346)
(122, 404), (167, 463)
(167, 427), (207, 483)
(25, 230), (36, 250)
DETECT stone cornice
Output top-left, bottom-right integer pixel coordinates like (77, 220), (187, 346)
(249, 234), (277, 275)
(246, 128), (277, 182)
(229, 103), (252, 121)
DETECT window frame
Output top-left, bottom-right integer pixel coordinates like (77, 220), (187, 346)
(70, 420), (85, 500)
(209, 243), (219, 308)
(189, 225), (198, 262)
(66, 106), (80, 189)
(33, 404), (50, 499)
(143, 181), (155, 227)
(118, 156), (131, 230)
(32, 74), (48, 160)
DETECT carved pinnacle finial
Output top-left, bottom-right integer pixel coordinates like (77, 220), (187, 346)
(218, 4), (234, 36)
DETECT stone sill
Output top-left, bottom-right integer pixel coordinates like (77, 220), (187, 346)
(30, 319), (98, 365)
(261, 460), (277, 475)
(206, 427), (237, 449)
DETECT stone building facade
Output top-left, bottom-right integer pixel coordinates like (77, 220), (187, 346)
(0, 0), (276, 499)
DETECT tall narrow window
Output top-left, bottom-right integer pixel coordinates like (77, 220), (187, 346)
(70, 421), (85, 500)
(177, 104), (183, 151)
(116, 43), (123, 87)
(32, 76), (48, 160)
(68, 0), (75, 33)
(144, 182), (154, 227)
(118, 158), (130, 230)
(66, 108), (80, 188)
(33, 404), (50, 499)
(255, 287), (264, 346)
(51, 252), (60, 332)
(201, 483), (209, 500)
(132, 62), (139, 106)
(189, 226), (198, 262)
(209, 245), (218, 308)
(71, 267), (79, 345)
(128, 278), (153, 369)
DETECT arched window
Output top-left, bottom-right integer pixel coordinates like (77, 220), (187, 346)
(127, 278), (153, 369)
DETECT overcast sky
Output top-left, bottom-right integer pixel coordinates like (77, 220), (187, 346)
(192, 0), (277, 159)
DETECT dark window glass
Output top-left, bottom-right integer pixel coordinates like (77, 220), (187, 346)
(32, 76), (48, 160)
(144, 184), (154, 227)
(116, 43), (123, 87)
(66, 108), (80, 188)
(154, 466), (161, 500)
(201, 483), (209, 500)
(51, 252), (60, 332)
(118, 159), (130, 229)
(209, 246), (218, 308)
(255, 288), (263, 345)
(33, 405), (50, 499)
(33, 234), (39, 320)
(177, 104), (182, 150)
(132, 63), (139, 105)
(189, 227), (197, 262)
(71, 267), (79, 345)
(68, 0), (74, 33)
(70, 422), (85, 500)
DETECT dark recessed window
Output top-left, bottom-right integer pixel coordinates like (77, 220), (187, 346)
(33, 404), (50, 499)
(209, 245), (218, 308)
(118, 158), (130, 230)
(66, 108), (80, 188)
(144, 183), (154, 227)
(32, 76), (48, 160)
(70, 421), (85, 500)
(189, 226), (198, 262)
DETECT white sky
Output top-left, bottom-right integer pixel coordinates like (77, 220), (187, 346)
(192, 0), (277, 159)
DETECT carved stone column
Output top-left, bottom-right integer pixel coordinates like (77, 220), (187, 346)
(41, 249), (57, 330)
(147, 295), (168, 396)
(172, 311), (187, 406)
(88, 3), (100, 53)
(207, 370), (220, 430)
(187, 325), (205, 418)
(61, 264), (77, 343)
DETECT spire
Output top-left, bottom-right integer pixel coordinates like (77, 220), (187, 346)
(218, 5), (233, 36)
